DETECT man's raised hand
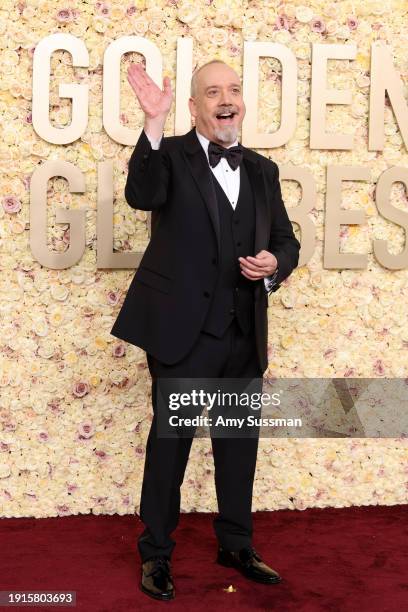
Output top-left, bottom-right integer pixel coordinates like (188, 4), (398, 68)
(127, 63), (173, 120)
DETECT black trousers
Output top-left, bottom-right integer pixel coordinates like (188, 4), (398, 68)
(137, 317), (263, 562)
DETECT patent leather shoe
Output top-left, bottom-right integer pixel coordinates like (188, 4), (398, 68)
(141, 556), (175, 600)
(217, 546), (282, 584)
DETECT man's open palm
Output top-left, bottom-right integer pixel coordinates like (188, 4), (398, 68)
(127, 63), (173, 119)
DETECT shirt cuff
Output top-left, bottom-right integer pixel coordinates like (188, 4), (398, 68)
(144, 131), (163, 150)
(264, 268), (279, 293)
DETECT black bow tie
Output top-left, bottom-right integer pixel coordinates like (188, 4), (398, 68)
(208, 141), (243, 171)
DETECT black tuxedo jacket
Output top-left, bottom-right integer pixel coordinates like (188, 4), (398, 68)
(110, 127), (300, 373)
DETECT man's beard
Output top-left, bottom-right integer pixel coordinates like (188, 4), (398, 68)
(213, 125), (239, 146)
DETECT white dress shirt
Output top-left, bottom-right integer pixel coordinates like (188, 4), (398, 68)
(144, 129), (279, 293)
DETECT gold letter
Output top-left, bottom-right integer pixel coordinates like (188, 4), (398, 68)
(310, 44), (356, 150)
(30, 161), (86, 269)
(324, 166), (370, 268)
(32, 33), (89, 144)
(374, 167), (408, 269)
(279, 165), (317, 267)
(242, 42), (297, 148)
(97, 160), (142, 268)
(369, 44), (408, 151)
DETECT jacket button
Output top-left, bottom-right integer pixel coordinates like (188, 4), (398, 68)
(212, 258), (217, 265)
(236, 241), (241, 246)
(229, 308), (235, 315)
(143, 153), (148, 159)
(203, 291), (210, 298)
(234, 219), (239, 225)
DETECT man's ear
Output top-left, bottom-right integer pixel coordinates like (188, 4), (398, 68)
(188, 97), (197, 119)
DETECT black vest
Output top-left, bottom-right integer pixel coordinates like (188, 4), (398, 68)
(201, 162), (256, 337)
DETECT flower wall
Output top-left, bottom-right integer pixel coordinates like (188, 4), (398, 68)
(0, 0), (407, 517)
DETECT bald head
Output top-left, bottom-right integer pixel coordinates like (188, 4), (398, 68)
(188, 60), (246, 146)
(190, 60), (236, 97)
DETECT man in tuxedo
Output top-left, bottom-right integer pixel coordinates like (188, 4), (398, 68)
(110, 59), (300, 601)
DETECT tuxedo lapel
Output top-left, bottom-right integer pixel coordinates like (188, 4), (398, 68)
(182, 128), (221, 255)
(241, 148), (269, 258)
(182, 128), (269, 261)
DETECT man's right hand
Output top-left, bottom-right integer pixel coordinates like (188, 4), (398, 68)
(127, 63), (173, 140)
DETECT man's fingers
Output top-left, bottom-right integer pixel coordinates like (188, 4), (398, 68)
(138, 65), (158, 89)
(127, 67), (157, 104)
(163, 75), (172, 94)
(129, 63), (153, 89)
(127, 70), (142, 89)
(127, 75), (146, 102)
(128, 64), (170, 101)
(250, 252), (269, 261)
(240, 267), (263, 280)
(127, 66), (145, 92)
(128, 63), (144, 81)
(240, 262), (264, 278)
(238, 256), (268, 272)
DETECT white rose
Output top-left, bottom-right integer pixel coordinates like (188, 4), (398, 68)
(295, 6), (314, 23)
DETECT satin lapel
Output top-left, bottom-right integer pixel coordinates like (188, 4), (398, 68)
(182, 128), (221, 255)
(242, 151), (269, 302)
(242, 151), (269, 257)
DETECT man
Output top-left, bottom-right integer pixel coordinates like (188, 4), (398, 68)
(110, 59), (300, 601)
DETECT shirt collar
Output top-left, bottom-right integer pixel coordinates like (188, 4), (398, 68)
(195, 128), (239, 162)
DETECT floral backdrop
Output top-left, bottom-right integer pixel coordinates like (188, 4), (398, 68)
(0, 0), (407, 518)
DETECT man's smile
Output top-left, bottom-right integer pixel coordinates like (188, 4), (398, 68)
(215, 109), (238, 126)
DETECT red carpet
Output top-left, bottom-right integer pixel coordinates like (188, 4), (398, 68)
(1, 505), (407, 611)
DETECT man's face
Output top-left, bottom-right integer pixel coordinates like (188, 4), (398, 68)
(188, 63), (246, 146)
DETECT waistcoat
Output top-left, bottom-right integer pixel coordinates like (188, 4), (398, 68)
(201, 162), (256, 337)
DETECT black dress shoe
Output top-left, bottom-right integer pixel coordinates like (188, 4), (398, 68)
(141, 556), (175, 600)
(216, 546), (282, 584)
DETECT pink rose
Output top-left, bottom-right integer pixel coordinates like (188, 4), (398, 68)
(2, 196), (21, 214)
(78, 420), (95, 439)
(275, 15), (289, 30)
(228, 45), (240, 57)
(347, 16), (358, 30)
(72, 381), (90, 397)
(373, 359), (385, 375)
(113, 343), (126, 358)
(311, 18), (326, 33)
(107, 291), (120, 306)
(47, 400), (62, 413)
(96, 2), (110, 16)
(56, 8), (76, 23)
